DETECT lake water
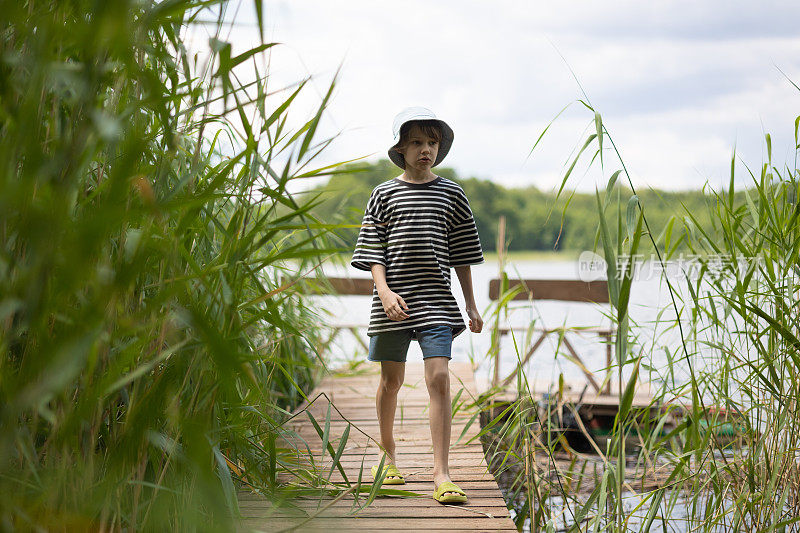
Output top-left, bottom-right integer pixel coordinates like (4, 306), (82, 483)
(310, 258), (700, 394)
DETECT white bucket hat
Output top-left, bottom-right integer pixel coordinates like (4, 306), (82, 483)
(388, 107), (454, 169)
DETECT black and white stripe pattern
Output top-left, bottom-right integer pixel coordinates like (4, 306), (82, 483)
(351, 176), (484, 338)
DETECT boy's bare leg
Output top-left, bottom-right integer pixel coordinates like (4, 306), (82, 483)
(424, 356), (457, 494)
(377, 361), (405, 471)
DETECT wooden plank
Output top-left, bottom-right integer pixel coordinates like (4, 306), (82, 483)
(240, 504), (510, 518)
(286, 434), (481, 447)
(242, 488), (507, 502)
(300, 449), (490, 459)
(238, 488), (506, 501)
(240, 527), (518, 533)
(238, 525), (517, 533)
(287, 426), (481, 437)
(294, 468), (498, 478)
(315, 461), (491, 471)
(488, 278), (609, 303)
(239, 495), (508, 506)
(240, 517), (519, 530)
(292, 276), (376, 296)
(313, 455), (489, 464)
(284, 422), (479, 432)
(288, 414), (474, 423)
(311, 477), (500, 486)
(240, 526), (518, 533)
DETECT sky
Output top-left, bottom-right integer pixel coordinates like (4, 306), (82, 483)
(195, 1), (800, 192)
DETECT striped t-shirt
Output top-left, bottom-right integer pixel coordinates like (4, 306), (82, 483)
(351, 176), (484, 337)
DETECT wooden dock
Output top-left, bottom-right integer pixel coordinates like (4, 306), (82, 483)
(238, 362), (517, 532)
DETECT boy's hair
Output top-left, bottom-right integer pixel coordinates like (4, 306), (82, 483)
(394, 119), (443, 151)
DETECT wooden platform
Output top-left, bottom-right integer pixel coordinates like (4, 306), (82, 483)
(238, 362), (517, 532)
(491, 382), (656, 414)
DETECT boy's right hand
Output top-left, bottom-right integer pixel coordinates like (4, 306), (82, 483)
(377, 288), (409, 321)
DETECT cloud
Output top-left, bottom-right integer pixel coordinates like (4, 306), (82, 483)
(200, 0), (800, 191)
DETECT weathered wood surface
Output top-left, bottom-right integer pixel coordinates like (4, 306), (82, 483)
(238, 362), (517, 532)
(296, 276), (376, 296)
(488, 278), (610, 303)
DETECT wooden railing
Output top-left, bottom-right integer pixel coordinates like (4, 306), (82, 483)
(297, 275), (615, 395)
(293, 276), (375, 354)
(489, 278), (614, 395)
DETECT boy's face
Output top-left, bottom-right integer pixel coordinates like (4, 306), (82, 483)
(396, 124), (439, 172)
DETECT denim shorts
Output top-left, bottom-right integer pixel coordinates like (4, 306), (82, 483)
(368, 325), (453, 363)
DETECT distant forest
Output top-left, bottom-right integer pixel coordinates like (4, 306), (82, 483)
(309, 159), (724, 254)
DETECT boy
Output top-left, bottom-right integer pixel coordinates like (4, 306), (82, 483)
(351, 107), (484, 504)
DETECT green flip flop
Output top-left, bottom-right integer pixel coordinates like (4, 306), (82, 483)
(371, 463), (405, 485)
(433, 481), (467, 504)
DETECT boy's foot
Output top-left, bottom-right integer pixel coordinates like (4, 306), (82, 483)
(433, 480), (467, 504)
(371, 464), (405, 485)
(433, 474), (467, 502)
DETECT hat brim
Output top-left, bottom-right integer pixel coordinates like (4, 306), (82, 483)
(388, 119), (454, 169)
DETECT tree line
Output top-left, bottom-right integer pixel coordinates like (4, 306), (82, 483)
(311, 159), (719, 254)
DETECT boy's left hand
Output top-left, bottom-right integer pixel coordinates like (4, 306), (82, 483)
(466, 307), (483, 333)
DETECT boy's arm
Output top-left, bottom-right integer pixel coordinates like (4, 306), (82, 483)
(455, 265), (483, 333)
(370, 263), (409, 321)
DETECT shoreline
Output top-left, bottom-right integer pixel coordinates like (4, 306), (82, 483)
(328, 250), (581, 266)
(483, 250), (580, 262)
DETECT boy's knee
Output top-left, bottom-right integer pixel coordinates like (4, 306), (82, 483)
(380, 374), (403, 394)
(426, 368), (449, 396)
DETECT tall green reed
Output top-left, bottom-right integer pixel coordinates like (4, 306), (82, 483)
(1, 1), (348, 529)
(476, 83), (800, 531)
(669, 129), (800, 529)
